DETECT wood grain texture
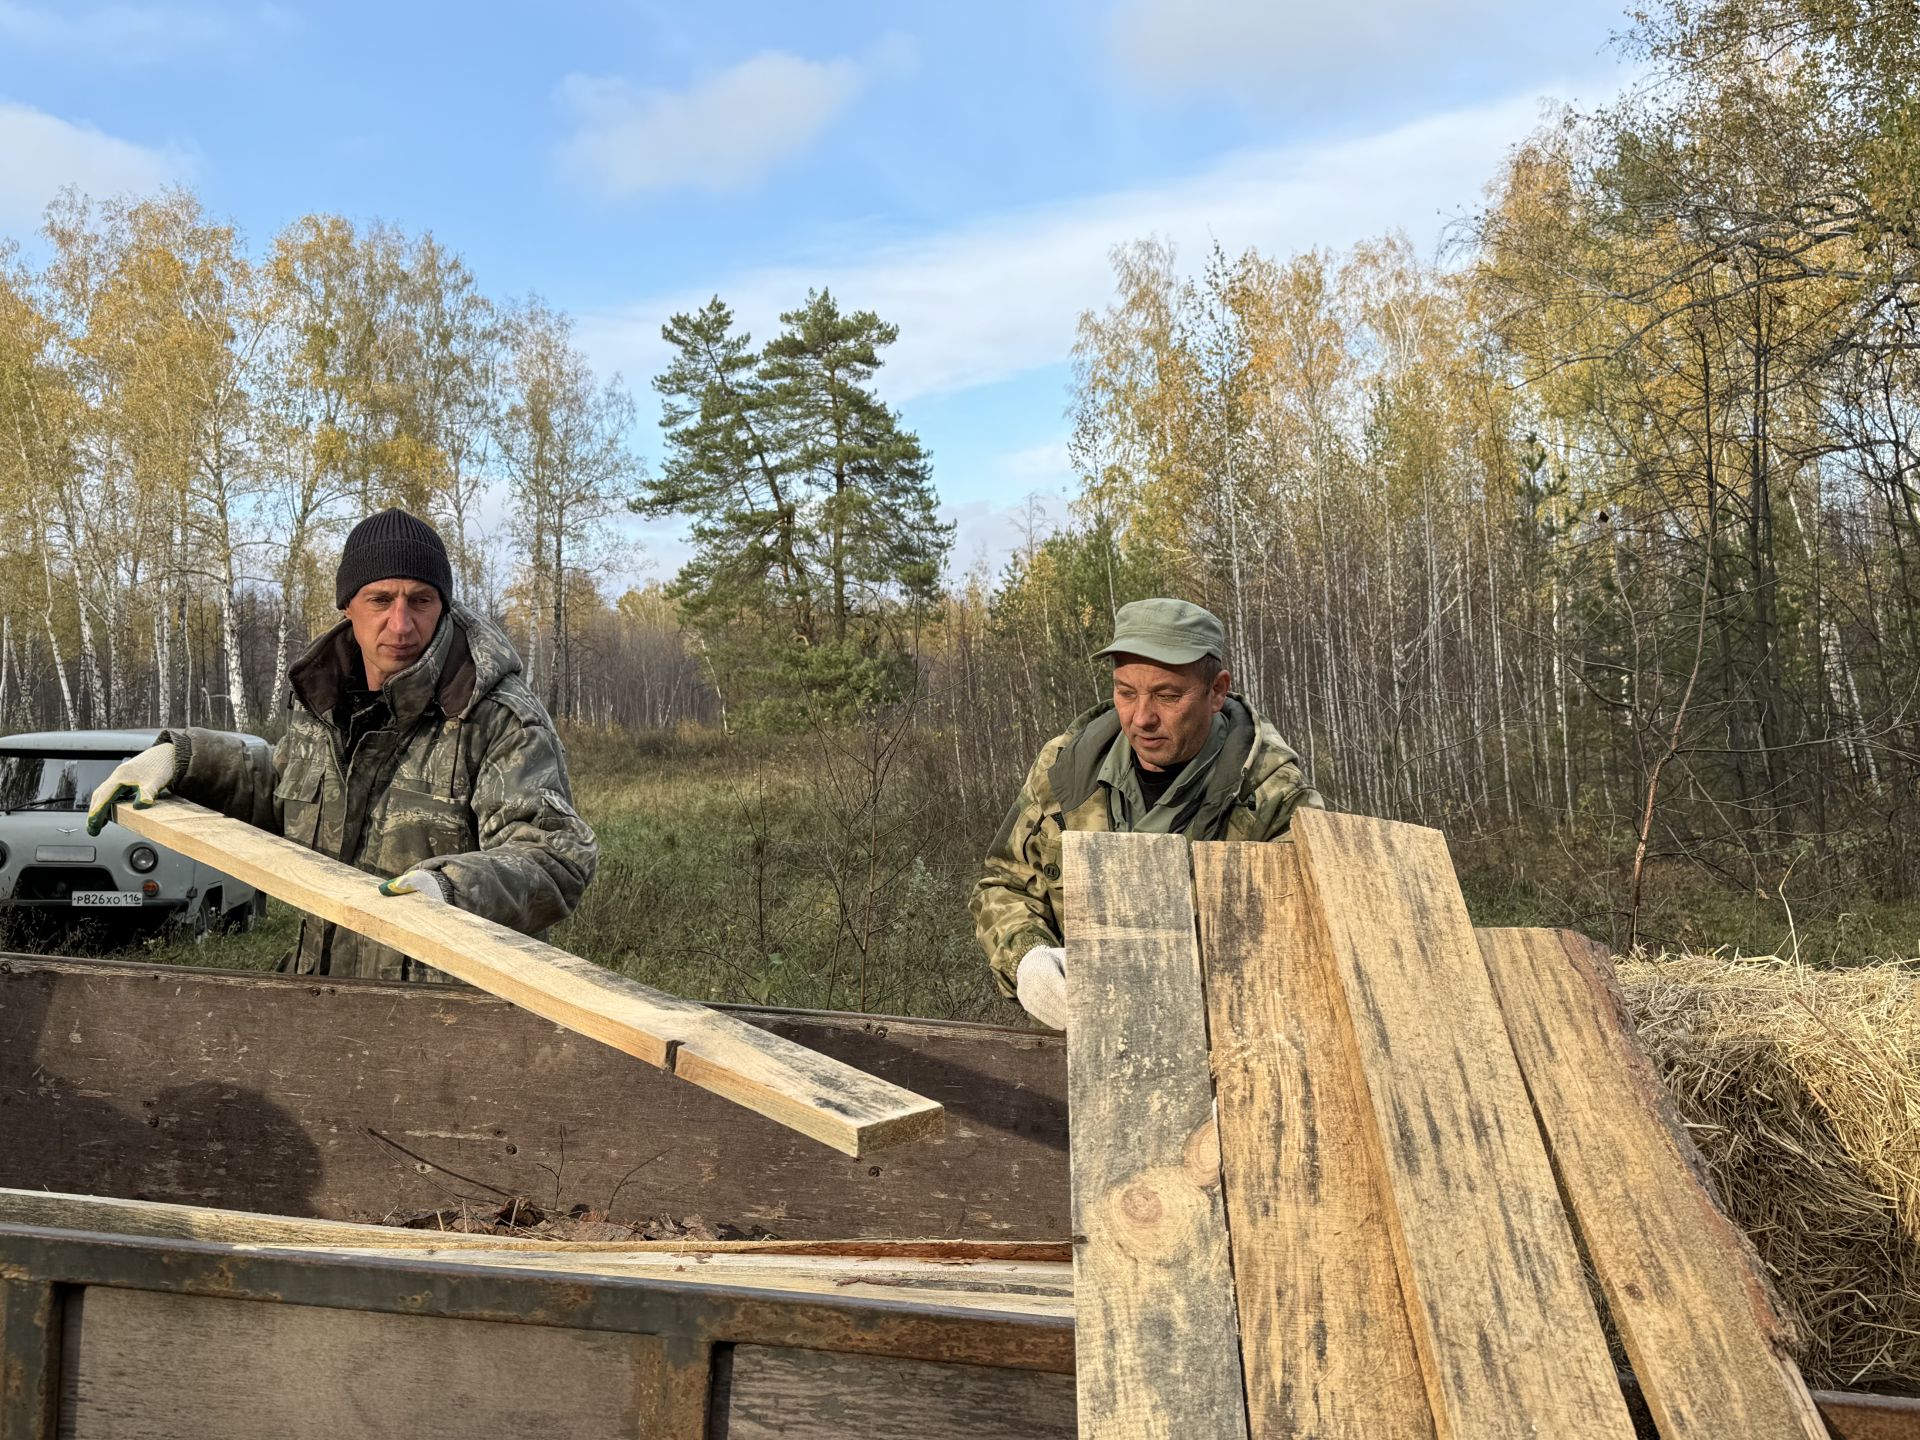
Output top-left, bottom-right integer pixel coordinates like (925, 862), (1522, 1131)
(1289, 809), (1634, 1440)
(1193, 842), (1436, 1439)
(0, 1189), (1071, 1262)
(1062, 831), (1249, 1440)
(118, 798), (942, 1158)
(265, 1246), (1076, 1316)
(1479, 927), (1828, 1440)
(58, 1286), (641, 1440)
(0, 955), (1066, 1239)
(718, 1344), (1076, 1440)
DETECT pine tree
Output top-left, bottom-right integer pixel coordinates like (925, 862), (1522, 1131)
(637, 290), (951, 726)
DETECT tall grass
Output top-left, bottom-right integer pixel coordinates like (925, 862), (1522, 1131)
(35, 723), (1920, 1016)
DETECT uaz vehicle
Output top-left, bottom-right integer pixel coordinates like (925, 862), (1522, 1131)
(0, 728), (268, 934)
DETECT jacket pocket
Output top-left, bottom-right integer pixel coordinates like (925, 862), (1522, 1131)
(374, 784), (476, 873)
(274, 767), (324, 848)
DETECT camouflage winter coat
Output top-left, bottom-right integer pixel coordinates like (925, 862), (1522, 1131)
(970, 695), (1323, 994)
(162, 603), (597, 982)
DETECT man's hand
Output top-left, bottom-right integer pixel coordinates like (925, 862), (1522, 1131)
(1016, 944), (1068, 1031)
(379, 868), (453, 904)
(85, 743), (177, 837)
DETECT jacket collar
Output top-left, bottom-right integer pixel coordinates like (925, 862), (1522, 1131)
(1047, 694), (1259, 820)
(289, 604), (479, 729)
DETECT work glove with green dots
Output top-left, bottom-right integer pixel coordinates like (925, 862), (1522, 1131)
(85, 742), (177, 837)
(379, 868), (453, 904)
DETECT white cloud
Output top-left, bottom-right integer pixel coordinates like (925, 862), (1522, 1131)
(557, 44), (898, 198)
(1000, 440), (1074, 487)
(1109, 0), (1602, 100)
(0, 100), (194, 233)
(943, 472), (1081, 582)
(0, 2), (291, 63)
(575, 87), (1568, 404)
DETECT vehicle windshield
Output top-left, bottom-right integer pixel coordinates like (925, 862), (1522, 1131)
(0, 754), (123, 812)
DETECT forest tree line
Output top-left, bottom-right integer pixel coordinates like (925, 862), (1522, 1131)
(924, 0), (1920, 918)
(2, 0), (1916, 918)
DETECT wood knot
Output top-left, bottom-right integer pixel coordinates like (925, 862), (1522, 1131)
(1183, 1115), (1222, 1189)
(1119, 1183), (1164, 1227)
(1101, 1164), (1212, 1263)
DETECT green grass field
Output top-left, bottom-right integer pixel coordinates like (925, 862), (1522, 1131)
(25, 726), (1917, 1019)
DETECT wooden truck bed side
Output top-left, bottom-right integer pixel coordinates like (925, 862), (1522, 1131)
(0, 954), (1066, 1239)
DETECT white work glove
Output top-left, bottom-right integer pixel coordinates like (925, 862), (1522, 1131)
(1016, 944), (1068, 1032)
(379, 867), (453, 904)
(86, 742), (177, 837)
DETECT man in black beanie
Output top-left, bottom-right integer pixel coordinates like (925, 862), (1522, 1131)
(88, 508), (598, 982)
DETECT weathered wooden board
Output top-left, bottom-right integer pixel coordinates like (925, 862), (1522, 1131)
(0, 955), (1067, 1239)
(721, 1345), (1076, 1439)
(1193, 842), (1436, 1439)
(58, 1286), (645, 1439)
(1289, 810), (1634, 1439)
(118, 798), (942, 1158)
(292, 1246), (1076, 1316)
(1063, 831), (1248, 1440)
(1480, 927), (1828, 1440)
(0, 1188), (1072, 1262)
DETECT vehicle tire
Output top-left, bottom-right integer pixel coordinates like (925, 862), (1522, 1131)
(222, 899), (255, 934)
(192, 888), (220, 944)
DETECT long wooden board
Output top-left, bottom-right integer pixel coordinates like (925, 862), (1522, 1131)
(1063, 831), (1248, 1440)
(1289, 810), (1635, 1439)
(118, 799), (941, 1158)
(1479, 927), (1828, 1440)
(1194, 842), (1436, 1439)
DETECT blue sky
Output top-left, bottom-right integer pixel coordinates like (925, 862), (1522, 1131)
(0, 0), (1630, 587)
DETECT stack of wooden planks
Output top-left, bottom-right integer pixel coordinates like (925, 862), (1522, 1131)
(1063, 810), (1828, 1440)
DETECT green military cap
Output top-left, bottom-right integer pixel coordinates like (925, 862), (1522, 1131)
(1094, 598), (1227, 666)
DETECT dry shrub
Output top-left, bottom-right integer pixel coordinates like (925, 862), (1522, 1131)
(1618, 953), (1920, 1391)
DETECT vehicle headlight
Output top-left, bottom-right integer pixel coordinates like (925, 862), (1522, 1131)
(0, 842), (8, 867)
(128, 844), (158, 873)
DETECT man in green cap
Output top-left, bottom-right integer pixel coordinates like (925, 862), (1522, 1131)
(971, 598), (1322, 1029)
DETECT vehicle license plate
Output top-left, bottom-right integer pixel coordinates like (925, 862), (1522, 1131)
(72, 891), (141, 907)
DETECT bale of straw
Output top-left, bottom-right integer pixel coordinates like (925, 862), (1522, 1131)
(1617, 953), (1920, 1391)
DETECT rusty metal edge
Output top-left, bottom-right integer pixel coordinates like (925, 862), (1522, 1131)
(1811, 1389), (1920, 1440)
(0, 1222), (1072, 1376)
(0, 1277), (62, 1440)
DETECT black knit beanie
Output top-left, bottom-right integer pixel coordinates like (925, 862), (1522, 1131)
(335, 509), (455, 608)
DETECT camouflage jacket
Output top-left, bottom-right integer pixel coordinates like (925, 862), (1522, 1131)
(162, 603), (597, 982)
(970, 695), (1323, 995)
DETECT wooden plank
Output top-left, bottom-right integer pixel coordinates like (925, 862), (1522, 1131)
(1479, 927), (1827, 1440)
(1062, 831), (1248, 1440)
(0, 1189), (554, 1250)
(0, 955), (1066, 1239)
(1193, 842), (1436, 1439)
(0, 1189), (1071, 1262)
(1288, 809), (1634, 1439)
(1, 1279), (61, 1440)
(117, 798), (942, 1158)
(285, 1250), (1076, 1318)
(720, 1345), (1076, 1440)
(59, 1286), (642, 1440)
